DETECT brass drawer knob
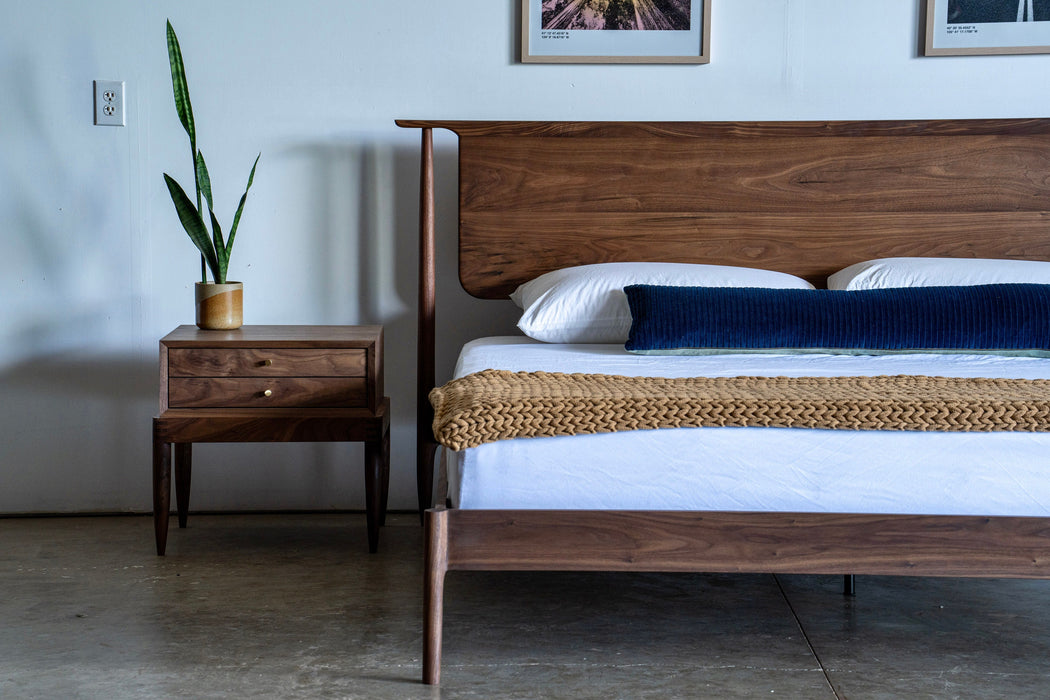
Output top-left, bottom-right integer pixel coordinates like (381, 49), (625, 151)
(263, 389), (273, 397)
(261, 359), (273, 367)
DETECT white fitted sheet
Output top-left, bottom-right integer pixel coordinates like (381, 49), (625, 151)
(447, 337), (1050, 515)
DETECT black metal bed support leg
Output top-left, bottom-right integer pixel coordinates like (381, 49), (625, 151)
(843, 574), (856, 596)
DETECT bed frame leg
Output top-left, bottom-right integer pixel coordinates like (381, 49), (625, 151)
(424, 508), (449, 685)
(843, 574), (856, 597)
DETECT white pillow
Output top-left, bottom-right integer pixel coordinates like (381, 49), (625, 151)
(828, 257), (1050, 291)
(511, 262), (816, 343)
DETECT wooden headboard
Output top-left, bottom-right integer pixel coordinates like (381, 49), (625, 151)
(395, 118), (1050, 513)
(399, 119), (1050, 296)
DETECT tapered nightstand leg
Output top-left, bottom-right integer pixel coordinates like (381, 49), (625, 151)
(174, 443), (192, 529)
(380, 428), (390, 527)
(152, 424), (171, 556)
(365, 440), (383, 553)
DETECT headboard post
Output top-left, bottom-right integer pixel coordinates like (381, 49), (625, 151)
(416, 127), (437, 518)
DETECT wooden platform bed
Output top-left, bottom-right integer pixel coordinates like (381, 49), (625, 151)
(395, 118), (1050, 685)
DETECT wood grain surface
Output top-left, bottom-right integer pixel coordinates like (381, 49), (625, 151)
(168, 377), (367, 408)
(161, 324), (383, 346)
(460, 211), (1050, 291)
(398, 120), (1050, 298)
(168, 348), (367, 377)
(443, 509), (1050, 578)
(154, 405), (389, 443)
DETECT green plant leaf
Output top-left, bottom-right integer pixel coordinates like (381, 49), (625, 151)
(164, 21), (257, 286)
(210, 209), (229, 284)
(166, 20), (195, 153)
(169, 19), (203, 280)
(196, 151), (213, 213)
(164, 173), (220, 281)
(226, 153), (260, 257)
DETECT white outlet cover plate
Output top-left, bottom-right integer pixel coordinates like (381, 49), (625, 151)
(94, 79), (125, 127)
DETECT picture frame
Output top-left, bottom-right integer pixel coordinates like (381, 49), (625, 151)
(925, 0), (1050, 55)
(521, 0), (711, 64)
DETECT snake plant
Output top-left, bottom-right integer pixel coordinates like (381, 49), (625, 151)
(164, 20), (259, 284)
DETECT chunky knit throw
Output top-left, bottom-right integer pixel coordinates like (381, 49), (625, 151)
(430, 369), (1050, 450)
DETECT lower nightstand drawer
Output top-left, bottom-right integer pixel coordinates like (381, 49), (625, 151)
(169, 377), (368, 408)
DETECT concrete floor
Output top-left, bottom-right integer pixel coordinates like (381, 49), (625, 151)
(3, 514), (1050, 699)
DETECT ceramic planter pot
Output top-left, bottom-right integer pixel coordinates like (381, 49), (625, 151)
(195, 281), (243, 330)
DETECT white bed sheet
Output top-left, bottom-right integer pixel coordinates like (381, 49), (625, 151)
(447, 337), (1050, 516)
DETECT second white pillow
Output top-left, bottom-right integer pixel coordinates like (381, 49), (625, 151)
(829, 257), (1050, 290)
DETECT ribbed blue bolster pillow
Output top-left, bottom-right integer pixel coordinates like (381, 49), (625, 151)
(624, 283), (1050, 352)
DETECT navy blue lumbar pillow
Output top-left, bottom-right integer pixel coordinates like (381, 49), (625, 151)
(624, 283), (1050, 354)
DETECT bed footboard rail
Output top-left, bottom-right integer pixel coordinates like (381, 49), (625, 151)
(439, 510), (1050, 575)
(421, 507), (1050, 684)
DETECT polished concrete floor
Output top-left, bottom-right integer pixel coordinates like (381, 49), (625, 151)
(3, 513), (1050, 699)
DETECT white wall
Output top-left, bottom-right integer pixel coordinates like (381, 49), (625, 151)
(2, 0), (1049, 514)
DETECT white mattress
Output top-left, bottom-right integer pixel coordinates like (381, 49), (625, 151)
(446, 337), (1050, 516)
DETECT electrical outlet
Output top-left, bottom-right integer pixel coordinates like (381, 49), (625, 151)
(94, 80), (125, 126)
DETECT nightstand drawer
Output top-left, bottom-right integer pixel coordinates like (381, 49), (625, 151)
(168, 348), (367, 378)
(168, 377), (368, 408)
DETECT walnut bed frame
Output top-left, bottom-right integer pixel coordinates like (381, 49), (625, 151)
(395, 119), (1050, 685)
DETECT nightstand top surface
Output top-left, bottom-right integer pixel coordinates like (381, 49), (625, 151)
(162, 325), (382, 347)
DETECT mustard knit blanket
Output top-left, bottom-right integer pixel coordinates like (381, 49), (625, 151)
(429, 369), (1050, 450)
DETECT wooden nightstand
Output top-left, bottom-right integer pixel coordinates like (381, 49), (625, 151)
(152, 325), (390, 554)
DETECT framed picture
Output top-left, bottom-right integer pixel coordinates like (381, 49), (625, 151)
(925, 0), (1050, 55)
(522, 0), (711, 64)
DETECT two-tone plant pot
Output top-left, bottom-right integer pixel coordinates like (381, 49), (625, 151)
(195, 282), (243, 330)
